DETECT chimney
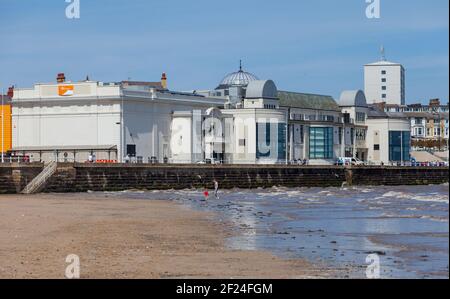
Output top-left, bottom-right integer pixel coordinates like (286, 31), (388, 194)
(161, 72), (167, 89)
(57, 73), (66, 83)
(7, 86), (14, 98)
(429, 98), (440, 107)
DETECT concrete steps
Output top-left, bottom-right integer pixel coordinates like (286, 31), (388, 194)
(21, 162), (57, 194)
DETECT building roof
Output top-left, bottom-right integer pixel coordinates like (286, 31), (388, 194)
(217, 63), (259, 89)
(339, 90), (367, 107)
(367, 105), (408, 119)
(121, 81), (163, 89)
(365, 60), (403, 67)
(246, 80), (277, 99)
(12, 145), (118, 151)
(404, 111), (449, 119)
(278, 91), (340, 111)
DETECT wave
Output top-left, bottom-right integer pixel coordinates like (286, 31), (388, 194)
(381, 191), (449, 204)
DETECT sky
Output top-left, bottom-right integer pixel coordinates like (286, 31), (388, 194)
(0, 0), (448, 104)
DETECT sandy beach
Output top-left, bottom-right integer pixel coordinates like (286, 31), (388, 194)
(0, 193), (327, 279)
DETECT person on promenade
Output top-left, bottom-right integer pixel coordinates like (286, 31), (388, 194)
(213, 180), (219, 199)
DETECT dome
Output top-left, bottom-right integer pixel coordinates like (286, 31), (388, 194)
(339, 90), (367, 107)
(217, 62), (259, 89)
(245, 80), (278, 99)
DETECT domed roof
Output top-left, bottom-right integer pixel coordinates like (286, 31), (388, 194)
(339, 90), (367, 107)
(246, 80), (278, 99)
(217, 61), (259, 88)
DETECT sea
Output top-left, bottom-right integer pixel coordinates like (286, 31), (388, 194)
(100, 184), (449, 279)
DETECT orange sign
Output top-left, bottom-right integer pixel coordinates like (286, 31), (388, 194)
(58, 85), (74, 96)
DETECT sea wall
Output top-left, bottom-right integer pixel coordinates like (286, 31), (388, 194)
(0, 163), (448, 194)
(346, 166), (449, 186)
(43, 164), (347, 193)
(0, 163), (44, 194)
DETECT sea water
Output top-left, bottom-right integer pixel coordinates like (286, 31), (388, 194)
(102, 184), (449, 279)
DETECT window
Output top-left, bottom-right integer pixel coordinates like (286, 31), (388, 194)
(389, 131), (410, 162)
(381, 78), (386, 83)
(343, 113), (351, 124)
(356, 112), (366, 123)
(350, 128), (355, 145)
(308, 115), (316, 121)
(309, 127), (334, 159)
(126, 144), (136, 157)
(434, 127), (441, 136)
(415, 127), (423, 136)
(338, 127), (343, 145)
(415, 118), (423, 125)
(256, 123), (286, 160)
(381, 70), (386, 75)
(239, 139), (246, 146)
(356, 129), (366, 141)
(382, 86), (387, 90)
(382, 94), (387, 99)
(300, 125), (304, 143)
(374, 144), (380, 151)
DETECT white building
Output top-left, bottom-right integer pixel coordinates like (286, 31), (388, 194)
(364, 51), (405, 106)
(11, 65), (414, 166)
(339, 90), (370, 161)
(12, 75), (225, 163)
(366, 108), (411, 164)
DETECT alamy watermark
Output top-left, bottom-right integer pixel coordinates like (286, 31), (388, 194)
(366, 0), (381, 19)
(64, 0), (380, 20)
(365, 254), (381, 279)
(65, 254), (80, 279)
(65, 0), (80, 19)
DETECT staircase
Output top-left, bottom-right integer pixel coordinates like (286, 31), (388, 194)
(21, 162), (58, 194)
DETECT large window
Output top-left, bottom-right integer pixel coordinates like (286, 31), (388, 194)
(256, 123), (286, 161)
(389, 131), (411, 162)
(309, 127), (334, 159)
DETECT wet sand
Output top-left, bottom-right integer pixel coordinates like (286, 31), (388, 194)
(0, 194), (328, 279)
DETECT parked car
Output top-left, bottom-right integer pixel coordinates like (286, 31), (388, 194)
(335, 157), (365, 166)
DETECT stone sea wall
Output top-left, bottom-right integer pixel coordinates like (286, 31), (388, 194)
(0, 163), (44, 194)
(0, 163), (448, 194)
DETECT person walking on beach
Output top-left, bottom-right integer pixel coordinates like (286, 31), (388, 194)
(203, 188), (209, 201)
(213, 180), (219, 199)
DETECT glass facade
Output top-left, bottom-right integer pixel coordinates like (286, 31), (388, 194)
(309, 127), (334, 159)
(256, 123), (286, 161)
(389, 131), (411, 162)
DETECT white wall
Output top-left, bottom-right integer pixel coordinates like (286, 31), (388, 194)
(222, 109), (287, 164)
(365, 64), (405, 106)
(366, 118), (410, 164)
(12, 100), (121, 149)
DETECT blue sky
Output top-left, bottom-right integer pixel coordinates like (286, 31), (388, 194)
(0, 0), (448, 104)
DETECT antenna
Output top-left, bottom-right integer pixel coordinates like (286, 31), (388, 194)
(380, 45), (386, 61)
(239, 59), (243, 71)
